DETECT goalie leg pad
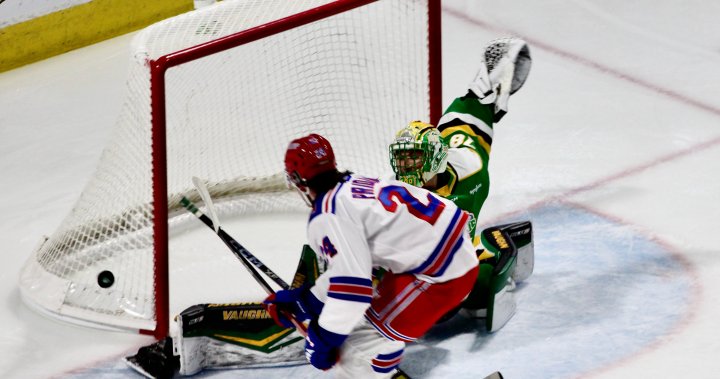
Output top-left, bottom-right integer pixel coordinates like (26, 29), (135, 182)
(173, 245), (323, 375)
(289, 244), (324, 288)
(485, 276), (517, 332)
(175, 302), (306, 375)
(461, 227), (518, 332)
(498, 221), (534, 283)
(462, 262), (517, 332)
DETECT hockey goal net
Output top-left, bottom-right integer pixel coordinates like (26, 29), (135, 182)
(19, 0), (441, 338)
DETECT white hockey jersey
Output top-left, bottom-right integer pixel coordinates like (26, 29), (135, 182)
(307, 174), (478, 336)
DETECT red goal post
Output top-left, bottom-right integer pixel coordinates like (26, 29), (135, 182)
(20, 0), (442, 339)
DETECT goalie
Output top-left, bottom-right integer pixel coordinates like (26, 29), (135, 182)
(388, 38), (534, 332)
(126, 37), (533, 378)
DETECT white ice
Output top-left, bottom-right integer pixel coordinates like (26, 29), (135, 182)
(1, 0), (719, 378)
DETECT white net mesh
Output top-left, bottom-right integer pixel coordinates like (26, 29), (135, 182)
(20, 0), (434, 332)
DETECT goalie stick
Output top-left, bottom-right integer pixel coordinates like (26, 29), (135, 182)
(181, 179), (306, 336)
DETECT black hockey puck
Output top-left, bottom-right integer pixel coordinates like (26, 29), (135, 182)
(98, 270), (115, 288)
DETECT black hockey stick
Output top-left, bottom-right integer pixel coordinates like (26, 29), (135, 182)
(182, 178), (307, 335)
(180, 196), (307, 335)
(180, 196), (285, 289)
(180, 196), (290, 290)
(182, 178), (291, 290)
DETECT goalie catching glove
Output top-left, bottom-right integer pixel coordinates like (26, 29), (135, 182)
(469, 37), (532, 122)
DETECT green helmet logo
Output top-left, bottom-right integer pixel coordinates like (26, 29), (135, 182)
(389, 121), (449, 186)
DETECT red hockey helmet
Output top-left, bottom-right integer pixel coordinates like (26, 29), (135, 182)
(284, 133), (337, 191)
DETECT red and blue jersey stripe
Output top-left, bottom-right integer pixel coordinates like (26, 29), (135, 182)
(409, 208), (469, 277)
(371, 349), (404, 374)
(309, 180), (346, 221)
(365, 279), (430, 342)
(328, 276), (373, 303)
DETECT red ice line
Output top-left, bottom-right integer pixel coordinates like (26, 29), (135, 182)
(444, 7), (720, 118)
(446, 8), (707, 378)
(444, 6), (720, 217)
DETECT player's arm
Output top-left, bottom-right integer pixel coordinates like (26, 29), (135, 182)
(435, 120), (490, 236)
(438, 91), (495, 157)
(312, 217), (374, 334)
(303, 212), (374, 370)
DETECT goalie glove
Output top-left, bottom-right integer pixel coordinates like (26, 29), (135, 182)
(468, 37), (532, 122)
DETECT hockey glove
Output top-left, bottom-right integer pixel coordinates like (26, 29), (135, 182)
(468, 37), (532, 122)
(263, 286), (323, 328)
(305, 320), (346, 371)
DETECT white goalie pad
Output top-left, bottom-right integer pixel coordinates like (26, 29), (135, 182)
(488, 279), (517, 332)
(175, 334), (306, 376)
(462, 278), (517, 333)
(172, 305), (307, 376)
(512, 239), (535, 283)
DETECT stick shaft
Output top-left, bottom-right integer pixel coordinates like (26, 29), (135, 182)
(180, 196), (306, 335)
(180, 197), (290, 290)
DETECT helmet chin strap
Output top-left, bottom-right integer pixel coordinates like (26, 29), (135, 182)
(292, 184), (315, 207)
(421, 171), (435, 185)
(420, 160), (446, 188)
(286, 170), (315, 207)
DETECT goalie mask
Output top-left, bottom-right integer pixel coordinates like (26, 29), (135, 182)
(389, 121), (448, 187)
(284, 133), (337, 206)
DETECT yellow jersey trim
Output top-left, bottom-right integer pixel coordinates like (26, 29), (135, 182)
(441, 124), (492, 154)
(0, 0), (192, 73)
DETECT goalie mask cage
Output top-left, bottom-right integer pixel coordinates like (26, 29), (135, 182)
(19, 0), (441, 339)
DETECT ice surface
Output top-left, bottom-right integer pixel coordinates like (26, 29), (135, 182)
(1, 1), (719, 378)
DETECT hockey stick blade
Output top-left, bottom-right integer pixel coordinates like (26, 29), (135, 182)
(483, 371), (504, 379)
(191, 176), (220, 232)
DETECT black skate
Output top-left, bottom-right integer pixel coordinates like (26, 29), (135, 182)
(124, 337), (180, 379)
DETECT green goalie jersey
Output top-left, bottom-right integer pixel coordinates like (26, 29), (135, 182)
(435, 92), (495, 243)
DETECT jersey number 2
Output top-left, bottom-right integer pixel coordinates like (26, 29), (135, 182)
(378, 185), (445, 225)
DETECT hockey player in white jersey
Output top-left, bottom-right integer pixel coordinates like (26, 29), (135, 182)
(124, 36), (530, 379)
(264, 133), (479, 377)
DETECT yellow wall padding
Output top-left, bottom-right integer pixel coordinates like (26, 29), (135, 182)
(0, 0), (194, 73)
